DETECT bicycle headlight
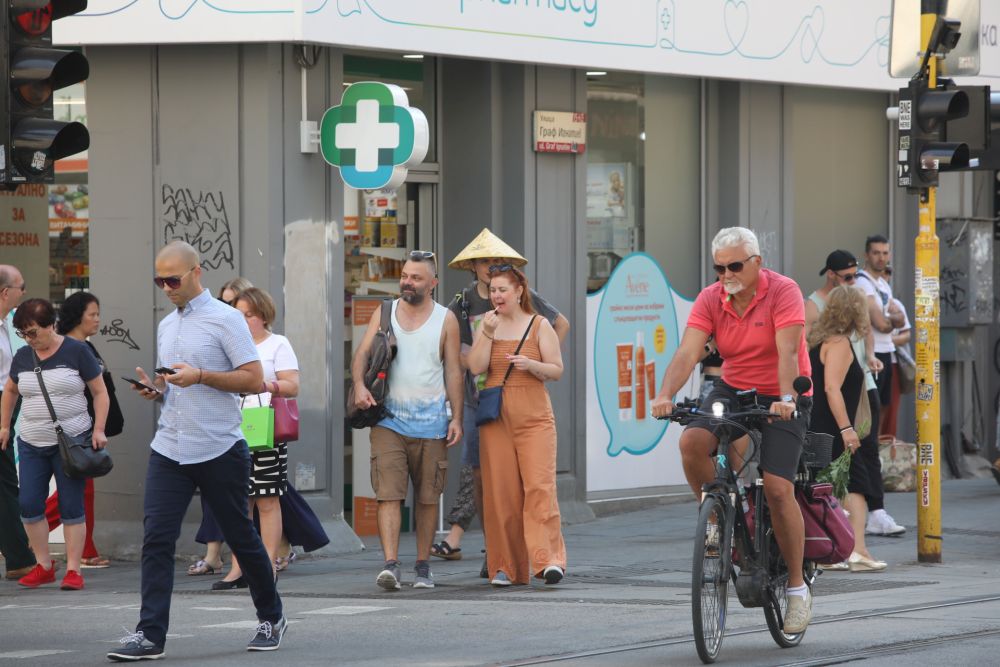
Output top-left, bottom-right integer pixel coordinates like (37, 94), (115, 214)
(712, 401), (725, 418)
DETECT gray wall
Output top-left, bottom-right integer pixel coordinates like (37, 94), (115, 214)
(88, 44), (359, 556)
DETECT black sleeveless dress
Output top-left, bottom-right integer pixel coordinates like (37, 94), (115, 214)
(809, 342), (875, 497)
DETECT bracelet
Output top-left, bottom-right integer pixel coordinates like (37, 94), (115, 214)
(483, 332), (494, 340)
(839, 425), (854, 433)
(196, 369), (203, 384)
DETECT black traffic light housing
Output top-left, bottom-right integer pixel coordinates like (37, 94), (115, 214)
(0, 0), (89, 186)
(897, 77), (970, 192)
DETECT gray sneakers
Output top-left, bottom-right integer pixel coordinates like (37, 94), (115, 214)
(106, 630), (164, 662)
(247, 616), (287, 652)
(413, 560), (435, 589)
(491, 571), (511, 587)
(376, 560), (402, 590)
(783, 589), (813, 634)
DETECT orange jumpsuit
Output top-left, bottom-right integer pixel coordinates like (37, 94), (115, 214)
(480, 318), (567, 584)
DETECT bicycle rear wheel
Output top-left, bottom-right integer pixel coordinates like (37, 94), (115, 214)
(762, 532), (805, 648)
(691, 495), (730, 664)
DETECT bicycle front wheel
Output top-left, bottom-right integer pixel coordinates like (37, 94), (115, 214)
(691, 495), (730, 664)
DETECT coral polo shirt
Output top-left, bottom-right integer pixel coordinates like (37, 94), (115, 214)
(687, 269), (810, 397)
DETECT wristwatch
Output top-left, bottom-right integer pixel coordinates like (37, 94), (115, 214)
(781, 394), (794, 403)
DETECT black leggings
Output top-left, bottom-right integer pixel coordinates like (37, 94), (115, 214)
(859, 388), (885, 511)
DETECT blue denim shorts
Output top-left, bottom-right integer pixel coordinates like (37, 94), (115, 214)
(17, 437), (87, 525)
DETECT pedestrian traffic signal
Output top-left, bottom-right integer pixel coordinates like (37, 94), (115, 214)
(895, 77), (970, 191)
(0, 0), (89, 186)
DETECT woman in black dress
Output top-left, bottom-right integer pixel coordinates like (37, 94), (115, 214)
(807, 285), (885, 572)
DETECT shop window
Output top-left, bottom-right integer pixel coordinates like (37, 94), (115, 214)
(586, 72), (702, 297)
(50, 80), (90, 304)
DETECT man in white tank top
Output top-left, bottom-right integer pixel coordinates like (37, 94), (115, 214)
(350, 252), (463, 591)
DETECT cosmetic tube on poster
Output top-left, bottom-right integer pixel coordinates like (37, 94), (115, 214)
(617, 342), (633, 421)
(635, 332), (646, 420)
(645, 360), (657, 405)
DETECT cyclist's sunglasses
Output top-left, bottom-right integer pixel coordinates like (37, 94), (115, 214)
(712, 255), (758, 275)
(153, 267), (196, 289)
(488, 264), (514, 274)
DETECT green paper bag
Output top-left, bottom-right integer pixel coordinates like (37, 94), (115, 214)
(241, 404), (275, 450)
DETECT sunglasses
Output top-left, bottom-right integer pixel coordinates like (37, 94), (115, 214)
(712, 255), (759, 275)
(153, 266), (196, 289)
(15, 327), (39, 340)
(488, 263), (514, 274)
(3, 283), (25, 292)
(408, 250), (436, 261)
(835, 270), (858, 282)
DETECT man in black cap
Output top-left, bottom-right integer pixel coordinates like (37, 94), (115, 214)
(805, 250), (864, 337)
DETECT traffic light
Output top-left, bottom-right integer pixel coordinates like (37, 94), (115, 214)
(0, 0), (89, 186)
(895, 77), (970, 192)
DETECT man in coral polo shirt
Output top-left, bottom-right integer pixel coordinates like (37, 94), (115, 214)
(651, 227), (813, 634)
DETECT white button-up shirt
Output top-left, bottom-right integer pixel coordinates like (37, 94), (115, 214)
(151, 289), (259, 464)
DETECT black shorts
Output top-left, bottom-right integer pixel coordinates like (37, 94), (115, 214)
(687, 381), (810, 482)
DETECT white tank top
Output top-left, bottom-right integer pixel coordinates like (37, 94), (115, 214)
(379, 300), (450, 439)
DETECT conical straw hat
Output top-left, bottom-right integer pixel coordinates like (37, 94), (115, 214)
(448, 228), (528, 270)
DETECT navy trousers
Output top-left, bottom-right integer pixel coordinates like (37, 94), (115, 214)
(0, 395), (34, 573)
(138, 441), (282, 647)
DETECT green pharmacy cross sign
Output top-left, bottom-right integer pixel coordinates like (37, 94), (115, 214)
(320, 82), (429, 190)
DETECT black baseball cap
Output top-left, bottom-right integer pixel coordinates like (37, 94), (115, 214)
(819, 250), (858, 276)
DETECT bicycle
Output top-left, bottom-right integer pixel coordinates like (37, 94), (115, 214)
(660, 380), (828, 664)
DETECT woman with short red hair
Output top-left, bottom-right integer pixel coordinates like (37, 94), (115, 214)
(466, 265), (567, 587)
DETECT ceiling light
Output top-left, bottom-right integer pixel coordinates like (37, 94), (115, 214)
(403, 54), (424, 60)
(586, 71), (607, 76)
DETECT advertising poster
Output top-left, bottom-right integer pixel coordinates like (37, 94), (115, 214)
(0, 184), (49, 302)
(586, 253), (698, 492)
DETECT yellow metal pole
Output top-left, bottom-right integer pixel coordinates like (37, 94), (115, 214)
(914, 8), (942, 563)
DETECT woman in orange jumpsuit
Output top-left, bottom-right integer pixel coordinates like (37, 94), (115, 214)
(467, 264), (567, 586)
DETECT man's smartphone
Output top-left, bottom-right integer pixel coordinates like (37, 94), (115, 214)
(122, 377), (159, 393)
(153, 367), (177, 375)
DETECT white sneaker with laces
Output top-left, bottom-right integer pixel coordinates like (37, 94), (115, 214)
(866, 509), (906, 536)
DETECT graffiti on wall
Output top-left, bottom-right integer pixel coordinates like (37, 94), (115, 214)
(162, 185), (235, 271)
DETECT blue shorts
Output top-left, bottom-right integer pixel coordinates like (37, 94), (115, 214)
(460, 402), (481, 468)
(17, 437), (87, 525)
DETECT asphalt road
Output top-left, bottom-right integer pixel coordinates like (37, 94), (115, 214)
(1, 478), (998, 666)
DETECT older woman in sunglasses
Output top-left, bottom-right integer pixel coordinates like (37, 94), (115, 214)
(0, 298), (108, 591)
(466, 264), (567, 587)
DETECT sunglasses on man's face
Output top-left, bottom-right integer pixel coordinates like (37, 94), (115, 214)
(15, 328), (39, 340)
(835, 270), (858, 282)
(712, 255), (758, 275)
(153, 266), (196, 289)
(488, 264), (514, 274)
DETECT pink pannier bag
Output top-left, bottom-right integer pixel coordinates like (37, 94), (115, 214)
(797, 482), (854, 565)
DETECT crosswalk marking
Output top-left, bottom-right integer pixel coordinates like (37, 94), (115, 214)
(301, 606), (391, 616)
(191, 607), (240, 611)
(202, 621), (262, 629)
(0, 650), (72, 659)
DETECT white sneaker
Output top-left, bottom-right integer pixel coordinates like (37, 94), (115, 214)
(866, 509), (906, 536)
(783, 589), (812, 634)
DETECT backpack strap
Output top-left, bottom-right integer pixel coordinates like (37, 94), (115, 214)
(380, 299), (393, 334)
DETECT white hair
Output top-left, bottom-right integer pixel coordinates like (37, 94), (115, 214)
(711, 227), (760, 257)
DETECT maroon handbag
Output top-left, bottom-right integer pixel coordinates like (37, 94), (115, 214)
(268, 381), (299, 443)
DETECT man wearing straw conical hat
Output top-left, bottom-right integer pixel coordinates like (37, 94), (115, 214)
(429, 229), (568, 574)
